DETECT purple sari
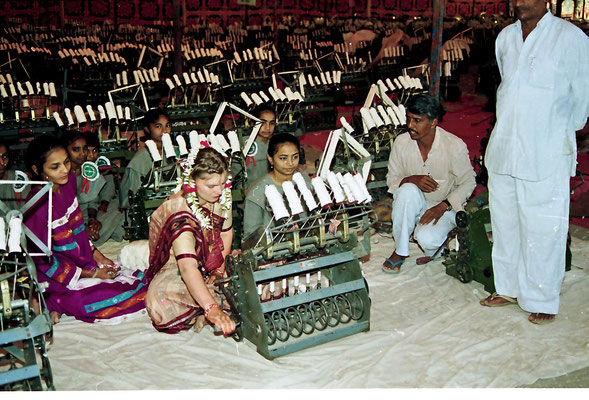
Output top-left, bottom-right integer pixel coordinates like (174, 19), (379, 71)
(24, 171), (146, 323)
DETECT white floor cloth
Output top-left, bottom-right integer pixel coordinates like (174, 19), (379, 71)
(46, 234), (589, 389)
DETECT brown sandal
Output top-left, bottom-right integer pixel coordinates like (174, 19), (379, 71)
(480, 292), (517, 307)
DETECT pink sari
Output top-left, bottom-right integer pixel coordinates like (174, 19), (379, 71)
(144, 195), (228, 333)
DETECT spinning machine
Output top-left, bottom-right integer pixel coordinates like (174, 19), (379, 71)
(0, 180), (54, 391)
(219, 160), (374, 359)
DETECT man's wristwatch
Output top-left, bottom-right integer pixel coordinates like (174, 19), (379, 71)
(442, 199), (452, 212)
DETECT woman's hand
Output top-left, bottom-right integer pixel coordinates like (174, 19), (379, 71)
(95, 265), (120, 280)
(93, 248), (116, 268)
(205, 304), (236, 336)
(86, 217), (102, 240)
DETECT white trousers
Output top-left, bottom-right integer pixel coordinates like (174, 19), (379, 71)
(488, 164), (570, 314)
(391, 183), (456, 257)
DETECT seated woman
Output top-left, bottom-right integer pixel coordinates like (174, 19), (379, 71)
(144, 147), (235, 336)
(23, 135), (147, 324)
(62, 130), (124, 246)
(243, 133), (311, 242)
(119, 107), (173, 209)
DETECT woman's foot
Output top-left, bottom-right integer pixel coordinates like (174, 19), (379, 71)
(529, 313), (555, 325)
(382, 252), (407, 274)
(50, 312), (61, 325)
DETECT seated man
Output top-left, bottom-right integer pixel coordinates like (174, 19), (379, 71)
(383, 93), (476, 273)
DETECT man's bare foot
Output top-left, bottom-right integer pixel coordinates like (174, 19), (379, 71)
(529, 313), (555, 325)
(50, 312), (61, 325)
(382, 251), (406, 273)
(480, 293), (517, 307)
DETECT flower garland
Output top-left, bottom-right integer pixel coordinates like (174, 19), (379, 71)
(173, 140), (232, 230)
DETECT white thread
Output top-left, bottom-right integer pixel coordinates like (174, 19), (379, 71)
(97, 105), (106, 120)
(176, 135), (188, 156)
(344, 173), (366, 203)
(293, 172), (318, 211)
(326, 171), (346, 204)
(105, 102), (117, 121)
(189, 130), (200, 152)
(227, 131), (241, 153)
(145, 140), (162, 162)
(116, 104), (124, 120)
(275, 88), (287, 102)
(369, 107), (385, 127)
(335, 172), (356, 203)
(85, 105), (96, 121)
(360, 107), (376, 131)
(264, 185), (290, 220)
(74, 105), (87, 124)
(282, 181), (304, 215)
(0, 217), (6, 252)
(216, 135), (231, 153)
(396, 104), (407, 125)
(53, 112), (64, 127)
(386, 106), (400, 127)
(8, 216), (22, 253)
(240, 92), (253, 107)
(251, 93), (263, 106)
(353, 172), (373, 202)
(165, 78), (175, 90)
(377, 105), (392, 126)
(340, 117), (354, 134)
(161, 133), (176, 159)
(311, 176), (333, 208)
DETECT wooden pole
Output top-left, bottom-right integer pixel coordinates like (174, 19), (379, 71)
(429, 0), (445, 99)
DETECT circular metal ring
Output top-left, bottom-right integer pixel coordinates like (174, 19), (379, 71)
(272, 310), (290, 342)
(321, 297), (341, 327)
(310, 300), (328, 331)
(297, 304), (315, 335)
(264, 314), (277, 346)
(345, 291), (365, 320)
(335, 294), (353, 324)
(285, 307), (304, 338)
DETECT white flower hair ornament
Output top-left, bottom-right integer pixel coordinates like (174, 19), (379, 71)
(173, 139), (232, 230)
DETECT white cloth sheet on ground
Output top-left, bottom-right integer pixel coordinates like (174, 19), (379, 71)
(46, 234), (589, 389)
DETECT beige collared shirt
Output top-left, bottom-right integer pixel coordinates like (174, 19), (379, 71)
(386, 126), (476, 211)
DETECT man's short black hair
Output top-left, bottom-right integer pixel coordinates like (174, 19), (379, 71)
(405, 93), (446, 123)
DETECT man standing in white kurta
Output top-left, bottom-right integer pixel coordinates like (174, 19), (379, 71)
(481, 0), (589, 324)
(383, 94), (476, 273)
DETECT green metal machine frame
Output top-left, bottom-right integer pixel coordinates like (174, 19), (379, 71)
(219, 209), (372, 360)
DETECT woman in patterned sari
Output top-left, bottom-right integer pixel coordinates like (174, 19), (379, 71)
(144, 147), (236, 336)
(23, 135), (147, 324)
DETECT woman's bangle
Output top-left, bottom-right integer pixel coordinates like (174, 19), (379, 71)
(91, 268), (99, 278)
(204, 303), (219, 318)
(92, 247), (97, 254)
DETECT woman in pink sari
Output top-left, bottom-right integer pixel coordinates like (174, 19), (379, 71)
(144, 147), (236, 336)
(23, 135), (147, 324)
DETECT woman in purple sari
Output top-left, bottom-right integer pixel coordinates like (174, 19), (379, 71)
(23, 135), (147, 324)
(144, 147), (236, 336)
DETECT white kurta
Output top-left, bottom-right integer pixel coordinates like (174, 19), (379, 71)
(386, 127), (476, 257)
(485, 12), (589, 314)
